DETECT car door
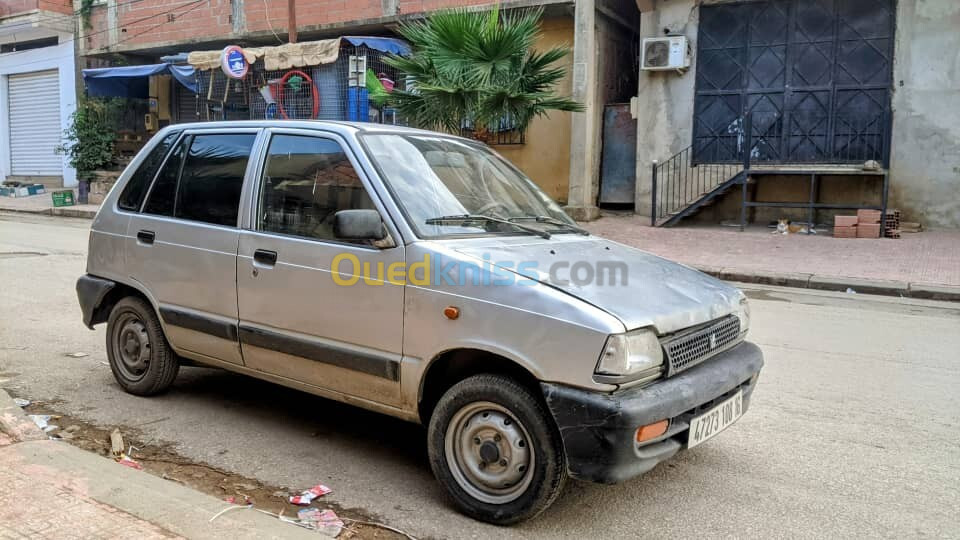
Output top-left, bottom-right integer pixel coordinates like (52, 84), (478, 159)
(237, 129), (405, 407)
(126, 129), (261, 366)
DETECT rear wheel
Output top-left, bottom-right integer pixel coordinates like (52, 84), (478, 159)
(106, 297), (179, 396)
(427, 374), (566, 525)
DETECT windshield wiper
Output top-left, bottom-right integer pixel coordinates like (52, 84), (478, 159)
(425, 214), (551, 239)
(508, 215), (590, 235)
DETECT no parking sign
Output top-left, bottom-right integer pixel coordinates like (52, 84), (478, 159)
(221, 45), (248, 79)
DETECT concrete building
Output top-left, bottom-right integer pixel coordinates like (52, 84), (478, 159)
(16, 0), (954, 228)
(75, 0), (638, 211)
(0, 0), (78, 187)
(632, 0), (960, 229)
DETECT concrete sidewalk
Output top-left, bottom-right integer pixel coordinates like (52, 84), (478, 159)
(0, 391), (317, 540)
(0, 191), (99, 219)
(584, 214), (960, 301)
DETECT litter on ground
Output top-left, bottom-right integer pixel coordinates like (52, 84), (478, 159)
(28, 414), (51, 429)
(110, 428), (125, 457)
(297, 508), (344, 537)
(116, 454), (143, 470)
(289, 484), (332, 505)
(13, 398), (29, 407)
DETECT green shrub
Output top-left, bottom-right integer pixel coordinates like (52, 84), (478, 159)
(56, 98), (117, 179)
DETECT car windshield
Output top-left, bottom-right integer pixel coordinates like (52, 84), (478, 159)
(362, 133), (579, 238)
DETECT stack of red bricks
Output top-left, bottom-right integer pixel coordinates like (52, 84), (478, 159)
(856, 209), (882, 238)
(833, 215), (858, 238)
(834, 209), (884, 239)
(884, 209), (901, 238)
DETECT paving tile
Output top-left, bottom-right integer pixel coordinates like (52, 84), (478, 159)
(584, 215), (960, 288)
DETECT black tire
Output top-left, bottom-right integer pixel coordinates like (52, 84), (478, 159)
(105, 296), (179, 396)
(427, 374), (567, 525)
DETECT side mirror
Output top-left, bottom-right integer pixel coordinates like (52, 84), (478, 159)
(333, 209), (387, 241)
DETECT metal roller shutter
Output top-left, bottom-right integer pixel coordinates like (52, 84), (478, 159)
(175, 81), (199, 123)
(8, 70), (62, 176)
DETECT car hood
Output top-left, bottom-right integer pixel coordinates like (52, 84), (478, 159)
(452, 236), (743, 334)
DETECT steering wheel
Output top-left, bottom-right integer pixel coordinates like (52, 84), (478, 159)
(475, 201), (510, 217)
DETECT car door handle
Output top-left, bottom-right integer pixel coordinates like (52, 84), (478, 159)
(253, 249), (278, 266)
(136, 230), (155, 245)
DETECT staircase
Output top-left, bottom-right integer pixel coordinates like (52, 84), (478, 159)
(651, 111), (890, 228)
(650, 146), (745, 227)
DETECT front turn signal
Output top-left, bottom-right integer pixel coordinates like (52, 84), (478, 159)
(636, 419), (669, 443)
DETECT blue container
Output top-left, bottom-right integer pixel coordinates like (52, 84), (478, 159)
(348, 87), (369, 122)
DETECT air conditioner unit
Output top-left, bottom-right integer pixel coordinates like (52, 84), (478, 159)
(641, 36), (690, 71)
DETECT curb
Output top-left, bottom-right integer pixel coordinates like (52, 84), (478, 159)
(0, 440), (324, 539)
(0, 389), (45, 445)
(0, 207), (97, 219)
(694, 266), (960, 302)
(0, 388), (321, 539)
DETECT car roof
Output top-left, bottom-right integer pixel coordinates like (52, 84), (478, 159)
(165, 120), (448, 138)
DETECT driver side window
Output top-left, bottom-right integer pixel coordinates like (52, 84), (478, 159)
(259, 134), (378, 244)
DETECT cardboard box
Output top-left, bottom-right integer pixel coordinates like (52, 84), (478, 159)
(834, 226), (857, 238)
(834, 215), (858, 227)
(857, 209), (882, 224)
(857, 223), (881, 238)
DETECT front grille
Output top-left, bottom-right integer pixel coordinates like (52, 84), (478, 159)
(661, 315), (741, 377)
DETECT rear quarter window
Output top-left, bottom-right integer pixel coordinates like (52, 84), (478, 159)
(117, 132), (179, 211)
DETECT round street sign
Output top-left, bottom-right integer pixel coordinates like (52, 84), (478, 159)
(221, 45), (248, 79)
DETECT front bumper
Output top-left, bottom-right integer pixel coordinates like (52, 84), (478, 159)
(541, 341), (763, 484)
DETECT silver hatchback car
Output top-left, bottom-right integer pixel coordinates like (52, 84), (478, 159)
(77, 121), (762, 524)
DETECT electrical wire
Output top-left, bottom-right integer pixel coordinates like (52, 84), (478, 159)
(260, 0), (284, 44)
(111, 0), (206, 46)
(20, 0), (157, 28)
(0, 0), (206, 69)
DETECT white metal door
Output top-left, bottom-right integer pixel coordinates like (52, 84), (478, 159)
(8, 70), (62, 176)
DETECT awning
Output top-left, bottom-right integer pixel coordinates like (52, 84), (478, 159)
(186, 36), (411, 72)
(82, 63), (197, 98)
(342, 36), (411, 56)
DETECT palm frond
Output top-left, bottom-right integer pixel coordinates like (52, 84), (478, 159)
(386, 4), (580, 135)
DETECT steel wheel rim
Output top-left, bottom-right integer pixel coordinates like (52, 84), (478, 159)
(444, 401), (535, 504)
(113, 312), (151, 382)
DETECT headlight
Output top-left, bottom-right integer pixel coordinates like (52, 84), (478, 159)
(735, 296), (750, 334)
(596, 328), (663, 380)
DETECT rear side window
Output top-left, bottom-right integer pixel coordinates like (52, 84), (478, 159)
(143, 135), (187, 217)
(118, 132), (178, 211)
(175, 134), (256, 227)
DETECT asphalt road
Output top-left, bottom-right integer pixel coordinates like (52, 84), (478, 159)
(1, 212), (958, 539)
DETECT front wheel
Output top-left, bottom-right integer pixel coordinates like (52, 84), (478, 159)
(106, 296), (179, 396)
(427, 374), (567, 525)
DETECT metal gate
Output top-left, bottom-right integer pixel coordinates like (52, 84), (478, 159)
(599, 103), (638, 204)
(693, 0), (894, 165)
(7, 70), (62, 176)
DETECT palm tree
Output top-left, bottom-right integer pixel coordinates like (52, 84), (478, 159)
(385, 4), (582, 139)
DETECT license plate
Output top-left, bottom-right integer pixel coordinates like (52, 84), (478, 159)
(688, 390), (743, 449)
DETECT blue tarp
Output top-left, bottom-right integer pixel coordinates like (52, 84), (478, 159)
(342, 36), (411, 56)
(82, 63), (197, 98)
